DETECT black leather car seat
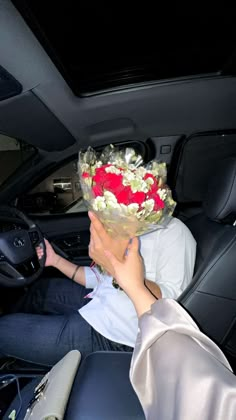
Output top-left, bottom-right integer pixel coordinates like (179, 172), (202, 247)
(178, 157), (236, 355)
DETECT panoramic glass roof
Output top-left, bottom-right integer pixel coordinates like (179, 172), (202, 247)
(12, 2), (236, 95)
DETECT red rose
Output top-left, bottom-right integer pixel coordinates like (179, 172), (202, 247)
(152, 193), (165, 210)
(116, 186), (132, 205)
(130, 191), (146, 206)
(103, 173), (123, 191)
(82, 172), (90, 178)
(93, 165), (111, 184)
(93, 173), (104, 184)
(116, 187), (146, 207)
(144, 173), (159, 193)
(144, 173), (156, 181)
(92, 166), (124, 198)
(92, 185), (103, 197)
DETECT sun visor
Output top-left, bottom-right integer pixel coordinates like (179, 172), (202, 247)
(0, 91), (76, 151)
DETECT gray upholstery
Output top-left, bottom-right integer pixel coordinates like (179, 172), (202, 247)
(204, 157), (236, 222)
(179, 158), (236, 352)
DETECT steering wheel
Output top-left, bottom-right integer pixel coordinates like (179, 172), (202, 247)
(0, 206), (46, 287)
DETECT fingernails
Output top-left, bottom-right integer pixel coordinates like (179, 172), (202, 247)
(89, 211), (95, 219)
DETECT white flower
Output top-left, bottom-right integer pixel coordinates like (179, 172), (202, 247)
(142, 199), (154, 213)
(80, 163), (90, 173)
(93, 197), (106, 211)
(106, 201), (120, 210)
(103, 191), (120, 210)
(151, 162), (167, 180)
(158, 188), (167, 200)
(104, 191), (118, 203)
(83, 177), (92, 187)
(140, 180), (149, 193)
(130, 178), (149, 193)
(145, 177), (154, 187)
(83, 193), (90, 201)
(129, 178), (143, 192)
(136, 167), (146, 178)
(127, 203), (139, 215)
(122, 170), (136, 186)
(136, 209), (145, 219)
(111, 158), (125, 167)
(105, 166), (121, 175)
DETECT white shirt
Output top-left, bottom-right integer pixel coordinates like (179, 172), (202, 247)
(79, 217), (196, 347)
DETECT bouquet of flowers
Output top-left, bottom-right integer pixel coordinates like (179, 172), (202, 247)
(78, 144), (176, 238)
(78, 144), (176, 288)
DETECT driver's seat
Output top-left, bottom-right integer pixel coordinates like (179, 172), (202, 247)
(178, 157), (236, 357)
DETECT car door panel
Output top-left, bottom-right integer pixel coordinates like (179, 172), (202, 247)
(33, 213), (91, 266)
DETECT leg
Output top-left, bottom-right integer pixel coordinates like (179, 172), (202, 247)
(12, 277), (92, 315)
(0, 312), (93, 366)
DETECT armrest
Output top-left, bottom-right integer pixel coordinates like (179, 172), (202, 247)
(65, 351), (145, 420)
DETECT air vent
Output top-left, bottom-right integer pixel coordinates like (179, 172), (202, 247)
(0, 65), (22, 101)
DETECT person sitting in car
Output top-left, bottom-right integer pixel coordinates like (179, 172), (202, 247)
(100, 235), (236, 420)
(0, 212), (196, 366)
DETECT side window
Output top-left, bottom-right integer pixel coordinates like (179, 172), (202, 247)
(17, 142), (147, 215)
(0, 133), (35, 187)
(18, 159), (87, 215)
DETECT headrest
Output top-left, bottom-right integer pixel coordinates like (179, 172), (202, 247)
(204, 157), (236, 223)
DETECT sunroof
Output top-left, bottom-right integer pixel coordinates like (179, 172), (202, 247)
(12, 2), (236, 95)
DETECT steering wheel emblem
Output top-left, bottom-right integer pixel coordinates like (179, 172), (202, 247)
(13, 237), (25, 247)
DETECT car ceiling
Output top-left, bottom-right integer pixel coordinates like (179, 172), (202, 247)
(0, 0), (236, 153)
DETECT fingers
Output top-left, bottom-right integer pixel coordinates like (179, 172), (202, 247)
(36, 237), (48, 260)
(88, 211), (99, 223)
(104, 249), (120, 268)
(88, 234), (94, 257)
(89, 211), (106, 236)
(44, 238), (51, 250)
(127, 237), (139, 254)
(36, 246), (44, 260)
(90, 223), (102, 246)
(88, 211), (94, 221)
(89, 223), (103, 258)
(125, 237), (139, 257)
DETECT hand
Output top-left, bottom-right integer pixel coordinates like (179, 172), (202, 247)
(36, 239), (60, 267)
(104, 237), (146, 299)
(88, 211), (130, 276)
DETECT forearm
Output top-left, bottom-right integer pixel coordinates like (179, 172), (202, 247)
(53, 255), (86, 286)
(129, 286), (156, 318)
(145, 279), (162, 299)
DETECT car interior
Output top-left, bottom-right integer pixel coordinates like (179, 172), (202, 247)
(0, 1), (236, 418)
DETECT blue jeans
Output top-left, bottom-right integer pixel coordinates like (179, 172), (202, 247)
(0, 277), (132, 366)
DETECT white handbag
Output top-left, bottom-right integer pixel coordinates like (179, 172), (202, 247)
(23, 350), (81, 420)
